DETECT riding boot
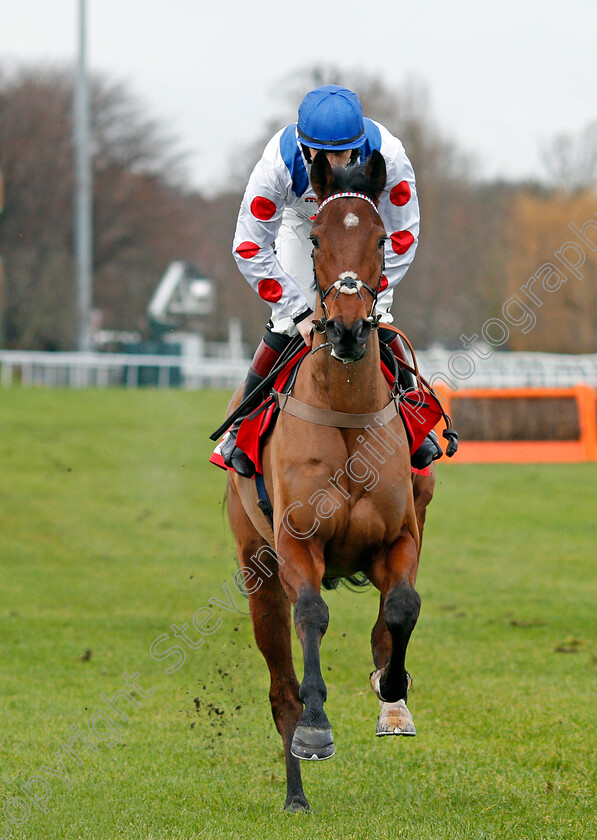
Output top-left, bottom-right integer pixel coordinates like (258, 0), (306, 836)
(220, 331), (292, 478)
(410, 429), (442, 470)
(379, 328), (443, 469)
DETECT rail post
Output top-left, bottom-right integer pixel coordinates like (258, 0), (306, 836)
(575, 384), (597, 461)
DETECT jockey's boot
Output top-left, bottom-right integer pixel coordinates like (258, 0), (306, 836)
(221, 331), (292, 478)
(379, 328), (443, 470)
(410, 429), (442, 470)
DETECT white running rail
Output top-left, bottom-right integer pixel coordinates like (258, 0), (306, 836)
(1, 349), (596, 390)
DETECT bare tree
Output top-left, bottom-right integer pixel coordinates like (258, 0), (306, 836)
(504, 189), (597, 353)
(220, 66), (499, 349)
(541, 121), (597, 192)
(0, 64), (197, 349)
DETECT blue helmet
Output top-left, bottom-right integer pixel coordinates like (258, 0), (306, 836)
(297, 85), (365, 151)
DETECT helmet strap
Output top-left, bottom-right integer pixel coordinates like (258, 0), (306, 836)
(300, 144), (313, 164)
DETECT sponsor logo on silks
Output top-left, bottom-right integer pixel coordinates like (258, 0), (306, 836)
(304, 197), (317, 203)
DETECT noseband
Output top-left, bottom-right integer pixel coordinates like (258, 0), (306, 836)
(311, 192), (385, 336)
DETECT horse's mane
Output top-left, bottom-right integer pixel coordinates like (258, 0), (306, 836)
(328, 161), (380, 201)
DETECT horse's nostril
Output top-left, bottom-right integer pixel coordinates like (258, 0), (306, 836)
(325, 319), (345, 345)
(352, 319), (372, 345)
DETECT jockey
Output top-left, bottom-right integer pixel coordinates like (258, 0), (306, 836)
(223, 84), (442, 477)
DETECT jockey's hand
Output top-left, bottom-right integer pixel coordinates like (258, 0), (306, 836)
(295, 314), (313, 348)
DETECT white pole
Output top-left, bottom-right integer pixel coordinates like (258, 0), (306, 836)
(74, 0), (93, 351)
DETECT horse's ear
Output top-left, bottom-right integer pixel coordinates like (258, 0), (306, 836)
(364, 150), (387, 203)
(310, 150), (336, 203)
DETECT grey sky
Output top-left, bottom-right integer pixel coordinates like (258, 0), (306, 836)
(1, 0), (595, 194)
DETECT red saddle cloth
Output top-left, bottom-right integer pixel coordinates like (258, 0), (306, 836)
(209, 348), (442, 477)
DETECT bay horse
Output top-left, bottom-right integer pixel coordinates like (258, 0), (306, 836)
(226, 150), (435, 812)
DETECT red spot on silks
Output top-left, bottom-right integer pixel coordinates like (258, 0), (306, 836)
(250, 195), (277, 221)
(378, 275), (389, 293)
(258, 278), (283, 303)
(390, 230), (415, 255)
(236, 241), (260, 259)
(389, 180), (411, 206)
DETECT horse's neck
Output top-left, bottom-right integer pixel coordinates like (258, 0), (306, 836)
(300, 335), (389, 414)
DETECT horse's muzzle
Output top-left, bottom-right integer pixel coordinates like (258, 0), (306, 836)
(325, 318), (372, 362)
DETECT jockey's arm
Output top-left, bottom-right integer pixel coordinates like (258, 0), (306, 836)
(375, 124), (420, 302)
(232, 134), (312, 329)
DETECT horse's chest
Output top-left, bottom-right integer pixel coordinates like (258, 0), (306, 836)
(271, 428), (412, 562)
(337, 491), (404, 556)
(305, 476), (407, 563)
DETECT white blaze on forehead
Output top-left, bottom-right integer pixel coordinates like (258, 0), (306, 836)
(344, 212), (359, 229)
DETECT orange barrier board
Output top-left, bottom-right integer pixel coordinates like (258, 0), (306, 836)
(434, 384), (597, 463)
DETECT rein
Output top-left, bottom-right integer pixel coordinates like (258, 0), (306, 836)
(375, 324), (458, 455)
(275, 331), (458, 456)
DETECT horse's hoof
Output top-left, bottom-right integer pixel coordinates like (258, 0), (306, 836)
(291, 726), (335, 761)
(284, 796), (311, 813)
(376, 699), (416, 737)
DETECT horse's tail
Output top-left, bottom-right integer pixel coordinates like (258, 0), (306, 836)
(322, 573), (371, 592)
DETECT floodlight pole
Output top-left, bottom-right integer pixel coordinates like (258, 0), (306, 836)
(74, 0), (93, 351)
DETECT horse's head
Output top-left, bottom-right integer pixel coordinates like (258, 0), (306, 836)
(310, 150), (387, 363)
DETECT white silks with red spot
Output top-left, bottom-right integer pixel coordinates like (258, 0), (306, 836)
(232, 120), (420, 333)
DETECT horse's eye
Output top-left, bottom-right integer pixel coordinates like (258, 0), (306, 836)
(378, 236), (387, 249)
(310, 236), (320, 249)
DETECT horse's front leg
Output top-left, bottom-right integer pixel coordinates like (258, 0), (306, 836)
(276, 532), (334, 761)
(369, 529), (420, 736)
(228, 480), (309, 811)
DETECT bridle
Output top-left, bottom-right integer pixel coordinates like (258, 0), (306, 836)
(310, 192), (386, 336)
(212, 191), (458, 459)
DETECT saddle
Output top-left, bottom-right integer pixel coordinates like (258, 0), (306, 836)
(210, 344), (454, 478)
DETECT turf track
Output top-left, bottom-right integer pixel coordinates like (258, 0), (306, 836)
(0, 389), (595, 839)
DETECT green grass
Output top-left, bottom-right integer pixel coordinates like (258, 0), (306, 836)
(1, 388), (595, 839)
